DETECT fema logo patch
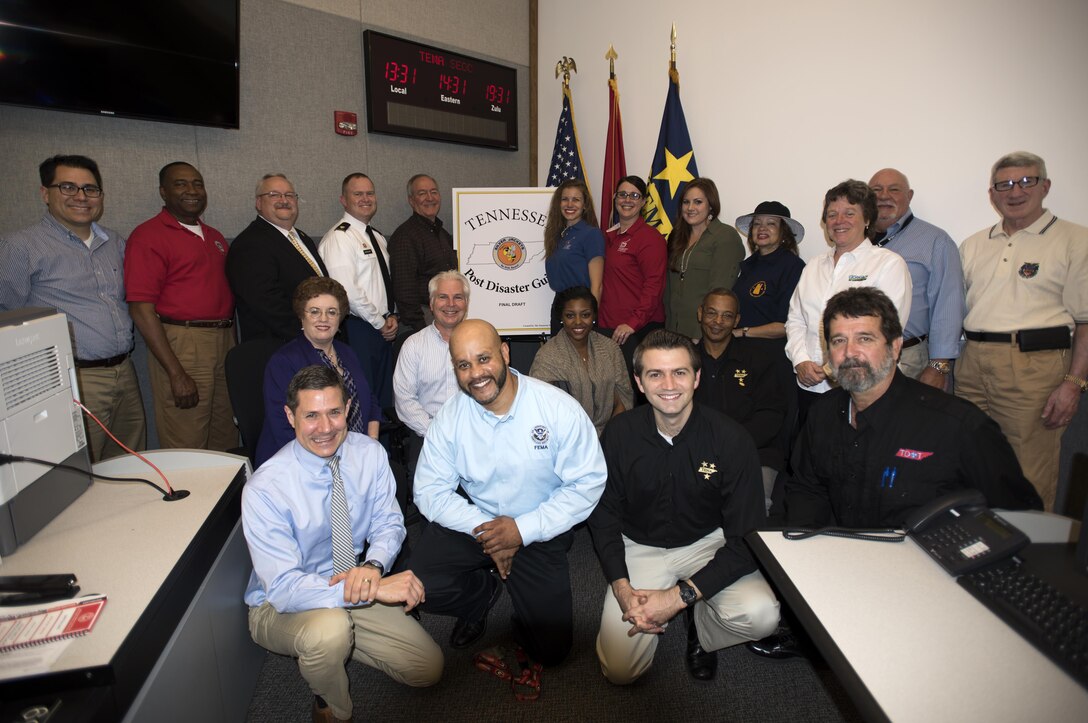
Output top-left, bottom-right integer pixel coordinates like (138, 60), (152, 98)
(493, 236), (527, 270)
(749, 281), (767, 298)
(1018, 262), (1040, 279)
(531, 425), (549, 450)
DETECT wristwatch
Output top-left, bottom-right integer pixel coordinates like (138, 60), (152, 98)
(362, 559), (385, 577)
(1064, 374), (1088, 393)
(928, 360), (952, 375)
(677, 579), (698, 607)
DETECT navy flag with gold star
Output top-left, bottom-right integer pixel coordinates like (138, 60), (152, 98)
(547, 85), (588, 187)
(643, 67), (698, 237)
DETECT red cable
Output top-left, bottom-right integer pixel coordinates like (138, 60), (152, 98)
(73, 398), (175, 494)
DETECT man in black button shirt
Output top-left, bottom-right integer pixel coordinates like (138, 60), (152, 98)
(588, 330), (780, 683)
(693, 288), (787, 509)
(389, 174), (457, 337)
(784, 287), (1041, 528)
(751, 288), (1041, 661)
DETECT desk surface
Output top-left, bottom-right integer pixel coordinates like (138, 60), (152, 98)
(0, 450), (247, 683)
(749, 512), (1088, 723)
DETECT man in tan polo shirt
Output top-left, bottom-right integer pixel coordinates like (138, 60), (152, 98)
(958, 151), (1088, 511)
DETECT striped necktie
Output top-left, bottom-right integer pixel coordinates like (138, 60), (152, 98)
(327, 456), (356, 574)
(288, 228), (322, 275)
(317, 349), (364, 434)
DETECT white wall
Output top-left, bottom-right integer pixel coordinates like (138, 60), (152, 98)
(537, 0), (1088, 259)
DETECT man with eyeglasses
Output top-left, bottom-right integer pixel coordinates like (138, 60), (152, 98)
(389, 174), (457, 337)
(319, 173), (397, 408)
(226, 173), (328, 342)
(124, 162), (236, 451)
(868, 168), (964, 392)
(958, 151), (1088, 512)
(0, 154), (146, 461)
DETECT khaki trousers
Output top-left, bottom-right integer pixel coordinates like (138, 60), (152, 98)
(248, 602), (442, 720)
(956, 340), (1068, 511)
(147, 325), (237, 450)
(897, 338), (930, 380)
(596, 529), (780, 685)
(75, 358), (146, 461)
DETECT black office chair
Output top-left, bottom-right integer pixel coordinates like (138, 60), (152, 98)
(224, 338), (284, 464)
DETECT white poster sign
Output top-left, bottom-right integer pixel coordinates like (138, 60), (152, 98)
(453, 187), (554, 335)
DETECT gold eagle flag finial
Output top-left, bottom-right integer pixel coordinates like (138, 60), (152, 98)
(555, 56), (578, 88)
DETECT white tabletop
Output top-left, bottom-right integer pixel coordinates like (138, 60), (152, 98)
(0, 449), (247, 681)
(752, 512), (1088, 723)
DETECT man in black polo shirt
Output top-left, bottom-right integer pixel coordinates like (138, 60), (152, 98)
(693, 288), (786, 509)
(784, 287), (1040, 528)
(588, 329), (780, 683)
(750, 287), (1041, 659)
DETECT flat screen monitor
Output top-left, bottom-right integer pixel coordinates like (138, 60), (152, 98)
(0, 2), (240, 129)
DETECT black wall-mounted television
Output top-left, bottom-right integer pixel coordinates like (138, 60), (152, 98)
(0, 2), (240, 129)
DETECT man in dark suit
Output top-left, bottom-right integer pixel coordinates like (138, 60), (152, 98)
(227, 173), (328, 342)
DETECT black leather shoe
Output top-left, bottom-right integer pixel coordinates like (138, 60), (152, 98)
(685, 608), (718, 681)
(450, 576), (502, 649)
(746, 628), (804, 659)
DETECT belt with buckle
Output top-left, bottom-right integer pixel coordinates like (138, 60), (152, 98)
(158, 316), (234, 329)
(75, 351), (130, 369)
(902, 334), (928, 349)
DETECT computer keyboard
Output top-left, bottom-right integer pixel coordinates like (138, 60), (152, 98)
(958, 560), (1088, 690)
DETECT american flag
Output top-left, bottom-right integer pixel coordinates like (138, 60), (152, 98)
(547, 86), (587, 187)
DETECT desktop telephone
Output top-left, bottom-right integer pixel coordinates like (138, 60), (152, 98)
(905, 490), (1029, 576)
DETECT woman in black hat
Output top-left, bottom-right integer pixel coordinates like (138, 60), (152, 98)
(731, 201), (806, 340)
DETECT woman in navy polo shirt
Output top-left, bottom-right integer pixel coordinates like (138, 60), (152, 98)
(543, 179), (604, 335)
(732, 200), (806, 340)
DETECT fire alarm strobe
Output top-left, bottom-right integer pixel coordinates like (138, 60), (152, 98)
(334, 111), (358, 136)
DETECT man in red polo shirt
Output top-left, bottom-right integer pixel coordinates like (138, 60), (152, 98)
(125, 162), (237, 450)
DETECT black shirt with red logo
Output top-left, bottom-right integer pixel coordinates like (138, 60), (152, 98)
(784, 371), (1042, 528)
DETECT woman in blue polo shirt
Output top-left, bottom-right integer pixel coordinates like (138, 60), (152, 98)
(543, 179), (604, 335)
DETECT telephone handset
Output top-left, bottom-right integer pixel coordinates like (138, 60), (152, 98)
(905, 489), (1029, 576)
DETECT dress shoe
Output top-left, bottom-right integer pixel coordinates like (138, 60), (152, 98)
(312, 697), (352, 722)
(685, 607), (718, 681)
(746, 627), (805, 659)
(450, 575), (502, 649)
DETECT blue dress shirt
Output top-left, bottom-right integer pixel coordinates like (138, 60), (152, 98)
(243, 432), (404, 612)
(879, 212), (965, 359)
(0, 213), (132, 359)
(414, 369), (606, 545)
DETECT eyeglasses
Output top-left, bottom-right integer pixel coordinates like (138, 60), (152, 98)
(412, 189), (441, 198)
(615, 191), (642, 200)
(258, 191), (300, 201)
(305, 307), (340, 320)
(991, 176), (1041, 193)
(47, 183), (103, 198)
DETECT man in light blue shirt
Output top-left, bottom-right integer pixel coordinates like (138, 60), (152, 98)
(411, 319), (606, 687)
(243, 365), (441, 723)
(869, 168), (965, 390)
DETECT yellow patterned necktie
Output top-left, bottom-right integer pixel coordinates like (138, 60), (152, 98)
(288, 228), (322, 275)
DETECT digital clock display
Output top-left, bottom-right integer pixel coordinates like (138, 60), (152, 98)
(363, 30), (518, 151)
